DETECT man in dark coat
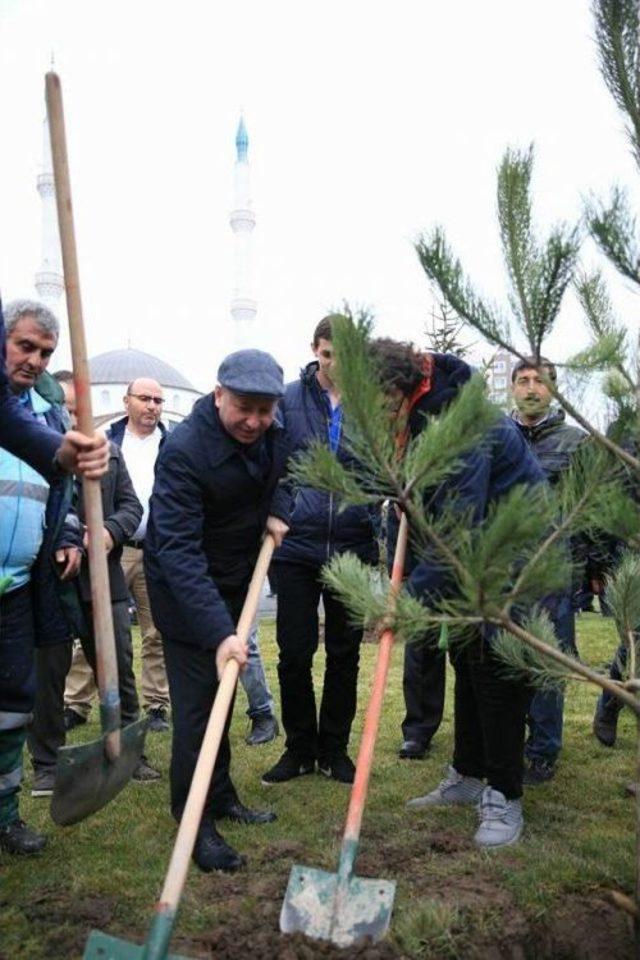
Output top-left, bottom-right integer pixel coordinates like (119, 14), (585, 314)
(145, 349), (290, 872)
(262, 316), (378, 786)
(27, 371), (156, 794)
(0, 296), (108, 480)
(371, 339), (545, 848)
(510, 356), (586, 784)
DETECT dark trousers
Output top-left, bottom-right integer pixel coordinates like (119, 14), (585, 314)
(452, 634), (529, 800)
(0, 585), (35, 826)
(28, 600), (139, 772)
(163, 589), (244, 825)
(273, 560), (363, 762)
(401, 634), (446, 745)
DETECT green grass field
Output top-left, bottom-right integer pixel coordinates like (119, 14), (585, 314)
(0, 612), (636, 958)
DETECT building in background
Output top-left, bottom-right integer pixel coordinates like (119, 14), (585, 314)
(485, 349), (514, 408)
(89, 347), (202, 430)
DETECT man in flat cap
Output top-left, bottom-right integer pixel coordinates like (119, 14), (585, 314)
(145, 349), (290, 872)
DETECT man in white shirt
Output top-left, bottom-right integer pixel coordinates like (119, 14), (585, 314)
(108, 378), (170, 731)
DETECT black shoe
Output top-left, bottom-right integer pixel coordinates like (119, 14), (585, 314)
(216, 799), (277, 824)
(132, 756), (162, 782)
(0, 819), (47, 855)
(147, 708), (170, 733)
(523, 757), (556, 786)
(318, 753), (355, 784)
(399, 739), (428, 760)
(261, 751), (315, 785)
(246, 714), (279, 746)
(63, 707), (87, 731)
(593, 703), (619, 747)
(192, 822), (246, 873)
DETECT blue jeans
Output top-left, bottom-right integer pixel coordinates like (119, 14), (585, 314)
(525, 594), (575, 763)
(238, 623), (274, 720)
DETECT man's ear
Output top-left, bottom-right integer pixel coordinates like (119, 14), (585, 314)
(214, 385), (223, 408)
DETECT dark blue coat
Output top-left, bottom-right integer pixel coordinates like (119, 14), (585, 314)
(145, 394), (291, 650)
(0, 301), (60, 479)
(274, 361), (378, 568)
(408, 415), (546, 603)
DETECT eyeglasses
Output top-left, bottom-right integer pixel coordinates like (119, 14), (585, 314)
(128, 393), (164, 405)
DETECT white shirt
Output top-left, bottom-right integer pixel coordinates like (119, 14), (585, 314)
(121, 426), (162, 540)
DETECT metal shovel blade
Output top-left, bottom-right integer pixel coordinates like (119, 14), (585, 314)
(280, 864), (396, 948)
(50, 718), (147, 826)
(84, 929), (189, 960)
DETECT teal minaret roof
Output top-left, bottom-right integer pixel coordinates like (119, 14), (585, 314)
(235, 116), (248, 162)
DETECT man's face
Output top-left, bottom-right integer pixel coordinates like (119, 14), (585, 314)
(60, 381), (78, 428)
(312, 337), (335, 384)
(124, 378), (164, 433)
(6, 315), (57, 393)
(512, 367), (553, 419)
(214, 386), (277, 444)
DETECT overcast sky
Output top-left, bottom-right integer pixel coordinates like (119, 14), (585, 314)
(1, 0), (639, 398)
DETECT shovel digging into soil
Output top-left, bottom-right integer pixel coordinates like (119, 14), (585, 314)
(44, 71), (147, 826)
(280, 512), (409, 947)
(83, 534), (276, 960)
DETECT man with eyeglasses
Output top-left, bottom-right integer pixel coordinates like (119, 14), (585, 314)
(108, 378), (170, 735)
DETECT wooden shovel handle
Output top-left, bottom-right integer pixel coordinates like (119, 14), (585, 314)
(45, 72), (120, 758)
(159, 534), (276, 908)
(341, 512), (408, 854)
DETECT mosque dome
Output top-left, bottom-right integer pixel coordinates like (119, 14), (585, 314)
(89, 347), (197, 392)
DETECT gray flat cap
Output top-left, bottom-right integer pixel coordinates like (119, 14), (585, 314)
(217, 349), (285, 398)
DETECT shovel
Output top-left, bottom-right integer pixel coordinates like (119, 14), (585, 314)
(45, 70), (146, 826)
(83, 534), (276, 960)
(280, 512), (409, 948)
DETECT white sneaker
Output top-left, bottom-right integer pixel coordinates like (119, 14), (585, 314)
(406, 765), (485, 808)
(474, 786), (523, 848)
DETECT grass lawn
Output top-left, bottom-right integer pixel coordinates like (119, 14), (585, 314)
(0, 612), (636, 958)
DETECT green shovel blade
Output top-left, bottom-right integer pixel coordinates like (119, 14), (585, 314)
(280, 864), (395, 947)
(84, 929), (190, 960)
(51, 718), (147, 826)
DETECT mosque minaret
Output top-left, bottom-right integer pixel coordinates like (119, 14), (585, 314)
(229, 115), (257, 348)
(34, 113), (64, 310)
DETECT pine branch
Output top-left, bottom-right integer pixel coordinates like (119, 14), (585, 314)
(549, 380), (640, 473)
(494, 608), (640, 712)
(587, 186), (640, 288)
(593, 0), (640, 167)
(573, 271), (633, 388)
(491, 610), (571, 691)
(498, 145), (536, 343)
(415, 228), (515, 353)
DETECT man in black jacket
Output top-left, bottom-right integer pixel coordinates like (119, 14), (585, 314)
(28, 370), (160, 794)
(510, 357), (585, 784)
(262, 316), (378, 787)
(145, 349), (290, 873)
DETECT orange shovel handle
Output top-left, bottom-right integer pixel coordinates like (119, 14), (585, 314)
(342, 511), (409, 847)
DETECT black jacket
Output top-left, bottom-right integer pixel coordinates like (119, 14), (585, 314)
(76, 442), (143, 604)
(144, 394), (291, 650)
(274, 361), (377, 567)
